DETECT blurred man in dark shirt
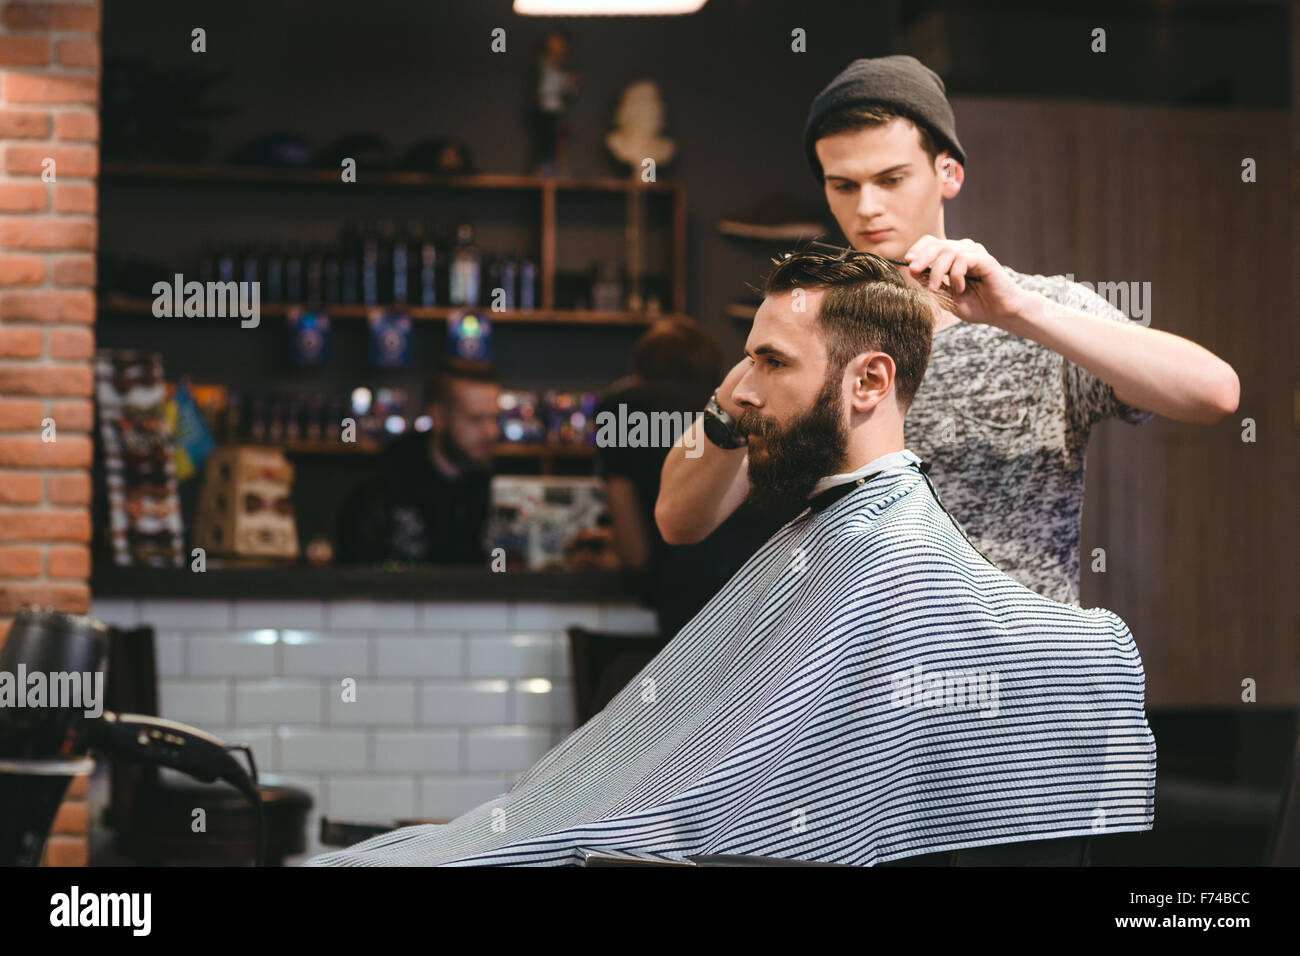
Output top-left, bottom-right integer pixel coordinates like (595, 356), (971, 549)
(338, 359), (500, 565)
(597, 318), (791, 637)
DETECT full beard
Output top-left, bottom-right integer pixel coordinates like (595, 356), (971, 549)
(738, 375), (849, 518)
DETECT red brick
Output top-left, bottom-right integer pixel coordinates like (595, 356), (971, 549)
(0, 472), (42, 503)
(0, 289), (94, 321)
(0, 436), (92, 468)
(55, 37), (98, 69)
(0, 217), (95, 251)
(52, 110), (96, 142)
(0, 109), (49, 139)
(52, 182), (94, 214)
(0, 253), (44, 284)
(0, 399), (43, 429)
(0, 35), (50, 66)
(50, 254), (91, 286)
(1, 73), (97, 106)
(49, 327), (93, 359)
(5, 144), (97, 178)
(47, 472), (90, 505)
(0, 546), (41, 577)
(48, 545), (89, 580)
(41, 834), (88, 867)
(51, 798), (88, 833)
(0, 182), (47, 212)
(0, 583), (89, 615)
(65, 773), (89, 799)
(0, 326), (42, 358)
(48, 398), (92, 430)
(0, 509), (90, 542)
(3, 3), (101, 32)
(0, 366), (92, 396)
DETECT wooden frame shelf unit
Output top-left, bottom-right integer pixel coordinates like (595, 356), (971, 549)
(99, 162), (689, 322)
(100, 294), (679, 327)
(257, 439), (595, 475)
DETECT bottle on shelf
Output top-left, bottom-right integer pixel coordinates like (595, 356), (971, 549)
(323, 244), (342, 305)
(223, 390), (242, 443)
(417, 222), (439, 307)
(306, 243), (325, 307)
(340, 223), (361, 305)
(249, 395), (267, 443)
(499, 253), (519, 311)
(285, 242), (305, 304)
(435, 228), (451, 305)
(264, 243), (285, 304)
(483, 251), (500, 310)
(392, 221), (413, 306)
(196, 240), (215, 284)
(519, 257), (538, 310)
(239, 245), (260, 289)
(377, 219), (396, 307)
(361, 222), (381, 307)
(267, 398), (285, 443)
(449, 221), (481, 307)
(215, 244), (236, 284)
(591, 259), (624, 312)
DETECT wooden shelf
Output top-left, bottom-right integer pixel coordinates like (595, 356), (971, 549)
(100, 162), (680, 194)
(100, 295), (674, 327)
(100, 162), (689, 318)
(273, 440), (382, 455)
(92, 563), (643, 601)
(492, 442), (595, 458)
(258, 439), (595, 459)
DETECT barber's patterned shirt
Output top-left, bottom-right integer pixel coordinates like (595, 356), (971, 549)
(905, 268), (1154, 606)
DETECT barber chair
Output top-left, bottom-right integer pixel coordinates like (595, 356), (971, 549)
(579, 836), (1092, 867)
(566, 626), (672, 726)
(101, 624), (312, 866)
(1264, 726), (1300, 865)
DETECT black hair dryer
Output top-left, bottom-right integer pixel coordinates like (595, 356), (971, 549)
(0, 607), (261, 866)
(0, 607), (106, 866)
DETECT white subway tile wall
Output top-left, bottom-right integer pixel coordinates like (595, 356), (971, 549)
(91, 598), (659, 864)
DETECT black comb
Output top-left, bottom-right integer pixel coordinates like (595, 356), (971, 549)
(796, 238), (982, 283)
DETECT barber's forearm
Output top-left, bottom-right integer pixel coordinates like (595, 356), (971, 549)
(655, 415), (747, 545)
(1005, 292), (1240, 424)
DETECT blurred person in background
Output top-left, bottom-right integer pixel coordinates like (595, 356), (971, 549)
(337, 359), (499, 565)
(597, 317), (794, 637)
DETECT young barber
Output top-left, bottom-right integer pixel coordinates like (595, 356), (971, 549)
(657, 54), (1240, 605)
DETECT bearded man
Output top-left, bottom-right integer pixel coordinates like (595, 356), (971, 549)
(307, 249), (1156, 867)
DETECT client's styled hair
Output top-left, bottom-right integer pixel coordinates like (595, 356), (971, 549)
(762, 247), (937, 410)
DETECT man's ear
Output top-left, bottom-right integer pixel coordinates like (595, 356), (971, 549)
(845, 351), (896, 414)
(938, 151), (964, 200)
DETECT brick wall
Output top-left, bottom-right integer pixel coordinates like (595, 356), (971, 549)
(0, 0), (101, 866)
(91, 597), (658, 864)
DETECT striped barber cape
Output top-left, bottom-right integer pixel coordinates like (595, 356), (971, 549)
(306, 449), (1156, 866)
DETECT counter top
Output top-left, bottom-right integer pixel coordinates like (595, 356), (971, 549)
(91, 564), (645, 602)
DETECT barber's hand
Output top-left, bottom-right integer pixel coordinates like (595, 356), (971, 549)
(902, 235), (1032, 327)
(715, 357), (750, 419)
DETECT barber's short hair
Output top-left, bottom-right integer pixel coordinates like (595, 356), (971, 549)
(425, 358), (499, 408)
(761, 248), (936, 410)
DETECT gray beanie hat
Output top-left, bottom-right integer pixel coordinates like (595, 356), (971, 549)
(803, 54), (965, 181)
